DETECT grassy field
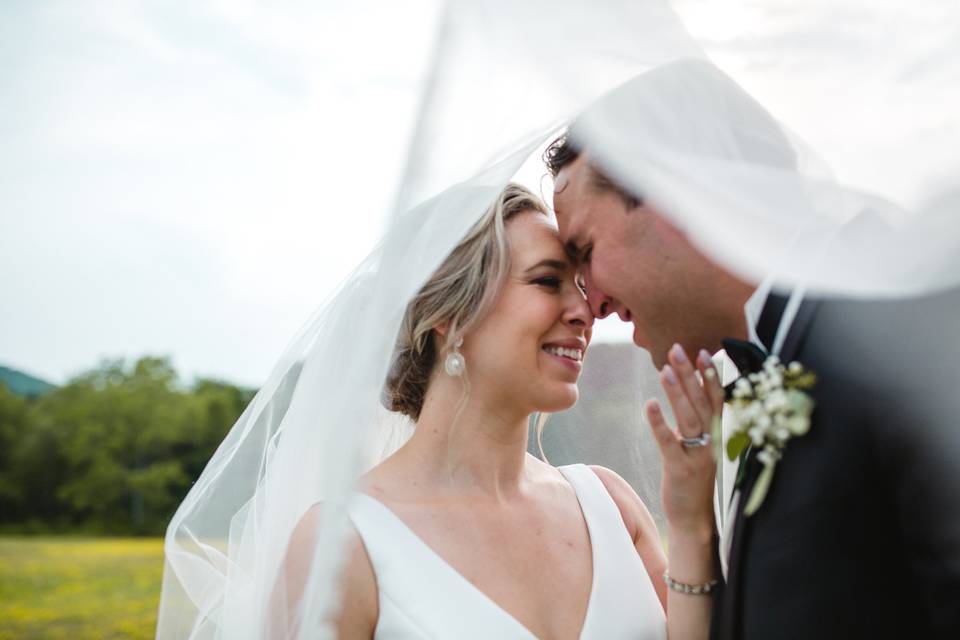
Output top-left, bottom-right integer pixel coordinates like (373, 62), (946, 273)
(0, 537), (163, 640)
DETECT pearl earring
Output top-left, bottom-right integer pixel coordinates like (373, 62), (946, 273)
(444, 337), (465, 377)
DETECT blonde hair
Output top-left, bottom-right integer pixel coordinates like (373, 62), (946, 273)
(384, 183), (550, 420)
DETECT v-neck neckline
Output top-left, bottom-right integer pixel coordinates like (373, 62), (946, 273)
(354, 464), (598, 640)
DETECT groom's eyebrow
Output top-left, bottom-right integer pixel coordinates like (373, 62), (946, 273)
(564, 240), (581, 261)
(589, 164), (643, 209)
(525, 259), (568, 273)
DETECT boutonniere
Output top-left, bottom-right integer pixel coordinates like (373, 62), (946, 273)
(725, 355), (817, 516)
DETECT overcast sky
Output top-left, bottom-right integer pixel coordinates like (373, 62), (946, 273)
(2, 1), (957, 387)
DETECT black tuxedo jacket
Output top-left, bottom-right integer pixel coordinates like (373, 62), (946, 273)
(711, 288), (960, 639)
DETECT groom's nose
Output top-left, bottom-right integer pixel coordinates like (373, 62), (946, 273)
(583, 269), (613, 319)
(587, 288), (613, 319)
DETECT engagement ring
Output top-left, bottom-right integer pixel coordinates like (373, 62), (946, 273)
(681, 432), (712, 448)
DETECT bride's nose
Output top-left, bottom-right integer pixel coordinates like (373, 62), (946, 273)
(564, 284), (595, 329)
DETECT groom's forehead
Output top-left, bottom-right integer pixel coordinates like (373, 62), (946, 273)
(551, 195), (583, 260)
(551, 186), (576, 245)
(553, 161), (603, 222)
(552, 180), (587, 257)
(553, 169), (571, 196)
(556, 157), (613, 203)
(551, 159), (589, 219)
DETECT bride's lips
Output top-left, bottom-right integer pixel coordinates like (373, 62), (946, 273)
(541, 339), (585, 373)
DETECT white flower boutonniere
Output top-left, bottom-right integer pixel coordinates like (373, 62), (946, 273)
(726, 355), (817, 516)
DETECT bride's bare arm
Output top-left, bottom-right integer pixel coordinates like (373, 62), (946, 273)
(275, 504), (378, 639)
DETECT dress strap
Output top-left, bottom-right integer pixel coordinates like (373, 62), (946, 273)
(557, 464), (632, 543)
(346, 493), (423, 571)
(557, 464), (666, 639)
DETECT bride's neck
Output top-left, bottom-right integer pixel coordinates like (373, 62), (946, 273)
(402, 377), (532, 499)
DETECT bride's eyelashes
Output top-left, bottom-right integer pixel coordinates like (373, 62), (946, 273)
(532, 276), (562, 290)
(532, 274), (586, 296)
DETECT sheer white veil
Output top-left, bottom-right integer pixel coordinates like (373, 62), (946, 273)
(157, 1), (960, 638)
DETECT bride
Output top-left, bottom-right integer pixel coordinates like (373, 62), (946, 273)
(279, 183), (724, 639)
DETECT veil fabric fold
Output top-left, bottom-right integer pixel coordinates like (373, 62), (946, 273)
(158, 1), (960, 638)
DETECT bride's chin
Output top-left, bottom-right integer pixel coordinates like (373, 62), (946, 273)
(533, 386), (579, 414)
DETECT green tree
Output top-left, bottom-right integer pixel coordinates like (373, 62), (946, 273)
(2, 356), (253, 535)
(0, 384), (31, 521)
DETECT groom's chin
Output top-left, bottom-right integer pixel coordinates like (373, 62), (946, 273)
(630, 325), (667, 367)
(630, 323), (647, 350)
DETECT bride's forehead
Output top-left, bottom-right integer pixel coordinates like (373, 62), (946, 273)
(506, 209), (558, 231)
(506, 211), (560, 242)
(506, 212), (566, 260)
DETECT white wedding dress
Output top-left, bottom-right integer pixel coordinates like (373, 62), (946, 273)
(346, 463), (667, 639)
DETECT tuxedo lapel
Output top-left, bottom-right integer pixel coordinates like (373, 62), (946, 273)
(754, 293), (787, 353)
(716, 294), (820, 640)
(755, 292), (820, 362)
(778, 298), (820, 364)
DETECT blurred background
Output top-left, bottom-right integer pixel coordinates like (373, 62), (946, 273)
(2, 1), (957, 638)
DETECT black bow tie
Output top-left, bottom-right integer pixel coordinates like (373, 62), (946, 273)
(721, 338), (768, 400)
(721, 338), (767, 374)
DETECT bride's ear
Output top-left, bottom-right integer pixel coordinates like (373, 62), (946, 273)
(433, 323), (449, 339)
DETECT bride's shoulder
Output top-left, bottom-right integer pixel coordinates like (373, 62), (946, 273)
(283, 502), (378, 634)
(587, 465), (660, 546)
(354, 448), (419, 502)
(286, 502), (374, 579)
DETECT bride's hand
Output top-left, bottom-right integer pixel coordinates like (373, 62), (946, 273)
(646, 344), (724, 539)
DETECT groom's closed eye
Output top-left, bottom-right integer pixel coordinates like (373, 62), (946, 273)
(565, 240), (583, 263)
(565, 240), (592, 266)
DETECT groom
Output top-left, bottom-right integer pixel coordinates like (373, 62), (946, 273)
(544, 77), (960, 637)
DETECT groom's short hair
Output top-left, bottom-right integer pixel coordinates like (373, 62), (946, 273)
(544, 61), (799, 215)
(543, 134), (581, 178)
(543, 134), (643, 209)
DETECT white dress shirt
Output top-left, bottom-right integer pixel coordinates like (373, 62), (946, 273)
(714, 280), (771, 578)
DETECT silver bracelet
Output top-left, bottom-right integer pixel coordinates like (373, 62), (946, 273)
(663, 571), (718, 595)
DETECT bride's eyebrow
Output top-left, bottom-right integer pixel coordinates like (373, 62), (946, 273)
(524, 258), (569, 273)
